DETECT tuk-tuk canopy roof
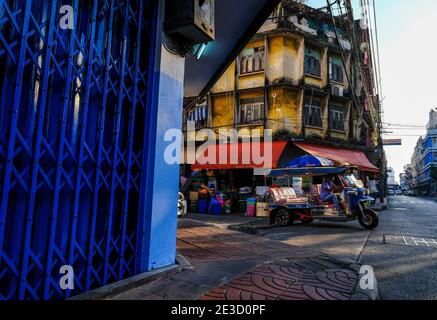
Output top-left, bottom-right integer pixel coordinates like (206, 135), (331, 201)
(268, 166), (349, 178)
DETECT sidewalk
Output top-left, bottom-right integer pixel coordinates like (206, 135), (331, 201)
(82, 218), (378, 301)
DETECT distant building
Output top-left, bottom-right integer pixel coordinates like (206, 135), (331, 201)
(387, 167), (397, 186)
(411, 109), (437, 196)
(400, 164), (413, 191)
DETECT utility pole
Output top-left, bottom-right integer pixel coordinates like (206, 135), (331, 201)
(376, 96), (386, 203)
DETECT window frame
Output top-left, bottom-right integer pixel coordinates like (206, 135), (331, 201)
(304, 98), (323, 128)
(329, 57), (344, 84)
(239, 46), (265, 75)
(238, 97), (265, 125)
(304, 48), (321, 78)
(329, 104), (345, 132)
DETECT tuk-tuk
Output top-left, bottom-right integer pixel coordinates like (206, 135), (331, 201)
(266, 166), (379, 230)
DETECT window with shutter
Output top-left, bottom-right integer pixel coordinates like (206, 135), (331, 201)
(304, 98), (323, 128)
(304, 48), (322, 77)
(329, 104), (345, 131)
(239, 97), (264, 124)
(239, 47), (265, 75)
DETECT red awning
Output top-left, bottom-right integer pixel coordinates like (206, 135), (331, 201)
(294, 142), (379, 173)
(191, 142), (288, 170)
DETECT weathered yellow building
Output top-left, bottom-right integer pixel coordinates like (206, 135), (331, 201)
(185, 1), (380, 154)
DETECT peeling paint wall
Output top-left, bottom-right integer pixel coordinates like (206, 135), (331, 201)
(212, 62), (236, 94)
(266, 87), (303, 135)
(207, 33), (355, 143)
(212, 94), (235, 129)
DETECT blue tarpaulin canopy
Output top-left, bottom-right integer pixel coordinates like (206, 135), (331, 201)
(288, 155), (334, 168)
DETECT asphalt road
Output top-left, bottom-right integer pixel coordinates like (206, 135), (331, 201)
(256, 196), (437, 300)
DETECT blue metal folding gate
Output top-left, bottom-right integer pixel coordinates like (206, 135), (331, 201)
(0, 0), (158, 299)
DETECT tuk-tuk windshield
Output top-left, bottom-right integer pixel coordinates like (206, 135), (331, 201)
(344, 174), (359, 187)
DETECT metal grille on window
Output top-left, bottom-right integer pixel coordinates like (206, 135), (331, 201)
(240, 47), (265, 75)
(187, 105), (208, 129)
(239, 97), (264, 124)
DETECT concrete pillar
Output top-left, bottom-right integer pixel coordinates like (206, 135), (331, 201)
(138, 0), (185, 272)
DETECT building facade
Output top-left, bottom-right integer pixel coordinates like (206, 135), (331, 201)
(387, 167), (397, 186)
(184, 1), (382, 173)
(411, 109), (437, 196)
(400, 164), (413, 192)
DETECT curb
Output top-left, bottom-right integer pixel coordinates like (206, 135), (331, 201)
(70, 254), (192, 300)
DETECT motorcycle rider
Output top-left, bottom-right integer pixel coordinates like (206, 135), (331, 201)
(320, 175), (341, 211)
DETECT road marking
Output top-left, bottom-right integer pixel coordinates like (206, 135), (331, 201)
(386, 235), (437, 250)
(412, 237), (430, 247)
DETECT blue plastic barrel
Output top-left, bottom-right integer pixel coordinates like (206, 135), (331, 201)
(198, 199), (210, 214)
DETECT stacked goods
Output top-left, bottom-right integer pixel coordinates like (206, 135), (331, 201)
(190, 201), (198, 214)
(239, 186), (252, 214)
(209, 197), (222, 216)
(189, 191), (199, 201)
(198, 200), (209, 214)
(246, 198), (257, 217)
(198, 188), (211, 199)
(256, 202), (270, 217)
(198, 187), (211, 214)
(191, 179), (202, 191)
(239, 200), (247, 214)
(224, 200), (231, 214)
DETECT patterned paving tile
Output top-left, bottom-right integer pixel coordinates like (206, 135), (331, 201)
(199, 263), (357, 301)
(177, 220), (358, 301)
(177, 219), (314, 263)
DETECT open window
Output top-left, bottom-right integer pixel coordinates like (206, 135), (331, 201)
(239, 46), (265, 75)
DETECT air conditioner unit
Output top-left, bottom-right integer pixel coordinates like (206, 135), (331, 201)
(331, 85), (344, 97)
(165, 0), (215, 45)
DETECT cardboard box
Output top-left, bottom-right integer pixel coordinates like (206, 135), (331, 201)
(256, 202), (270, 218)
(189, 192), (199, 201)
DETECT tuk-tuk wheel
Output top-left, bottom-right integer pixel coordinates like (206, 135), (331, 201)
(275, 209), (294, 227)
(358, 209), (379, 230)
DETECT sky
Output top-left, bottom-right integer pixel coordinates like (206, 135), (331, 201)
(308, 0), (437, 182)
